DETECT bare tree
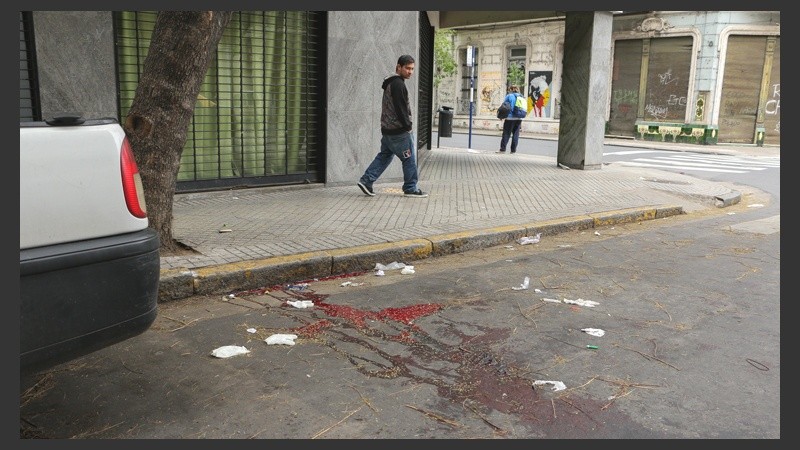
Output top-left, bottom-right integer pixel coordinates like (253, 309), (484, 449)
(123, 11), (232, 252)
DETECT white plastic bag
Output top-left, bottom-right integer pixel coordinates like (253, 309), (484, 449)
(211, 345), (250, 358)
(265, 334), (298, 346)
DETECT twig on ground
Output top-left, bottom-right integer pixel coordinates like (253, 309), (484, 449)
(463, 400), (505, 433)
(311, 406), (362, 439)
(350, 385), (378, 412)
(405, 404), (461, 428)
(615, 344), (681, 371)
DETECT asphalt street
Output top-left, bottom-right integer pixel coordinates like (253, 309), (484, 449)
(20, 186), (780, 439)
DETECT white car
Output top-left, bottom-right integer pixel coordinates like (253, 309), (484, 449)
(20, 115), (160, 375)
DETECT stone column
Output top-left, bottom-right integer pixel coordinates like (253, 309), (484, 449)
(557, 11), (613, 170)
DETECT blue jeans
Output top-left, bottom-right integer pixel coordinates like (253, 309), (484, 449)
(360, 132), (419, 193)
(500, 119), (521, 152)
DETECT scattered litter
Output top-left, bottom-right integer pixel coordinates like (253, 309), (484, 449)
(286, 300), (314, 309)
(211, 345), (250, 358)
(512, 276), (530, 291)
(218, 223), (232, 233)
(563, 298), (599, 307)
(340, 281), (365, 287)
(748, 204), (764, 208)
(542, 298), (561, 303)
(533, 380), (567, 392)
(285, 283), (309, 291)
(558, 244), (572, 248)
(401, 265), (416, 275)
(265, 334), (298, 346)
(467, 149), (480, 153)
(557, 163), (571, 170)
(586, 345), (599, 350)
(594, 231), (601, 236)
(581, 328), (605, 337)
(505, 259), (513, 262)
(228, 293), (235, 299)
(727, 212), (736, 215)
(504, 245), (514, 249)
(246, 328), (257, 334)
(518, 233), (541, 245)
(375, 270), (385, 276)
(374, 261), (407, 271)
(534, 288), (542, 293)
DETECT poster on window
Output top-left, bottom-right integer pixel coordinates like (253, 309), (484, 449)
(527, 71), (552, 118)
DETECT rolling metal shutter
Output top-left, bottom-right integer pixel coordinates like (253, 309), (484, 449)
(115, 11), (326, 192)
(719, 36), (765, 144)
(418, 12), (434, 156)
(608, 39), (642, 136)
(19, 11), (40, 122)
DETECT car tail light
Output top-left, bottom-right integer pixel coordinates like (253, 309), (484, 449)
(119, 137), (148, 219)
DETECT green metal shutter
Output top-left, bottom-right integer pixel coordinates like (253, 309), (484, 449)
(115, 11), (326, 192)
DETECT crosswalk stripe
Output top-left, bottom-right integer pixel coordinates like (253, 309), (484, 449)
(614, 161), (748, 173)
(605, 150), (779, 173)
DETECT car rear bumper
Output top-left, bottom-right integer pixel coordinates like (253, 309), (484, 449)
(20, 228), (160, 375)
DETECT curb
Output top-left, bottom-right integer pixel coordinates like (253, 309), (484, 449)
(157, 204), (685, 303)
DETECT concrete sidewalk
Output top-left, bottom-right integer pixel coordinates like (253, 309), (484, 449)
(158, 141), (757, 302)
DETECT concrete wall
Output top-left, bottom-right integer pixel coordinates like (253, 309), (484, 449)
(33, 11), (118, 120)
(325, 11), (419, 187)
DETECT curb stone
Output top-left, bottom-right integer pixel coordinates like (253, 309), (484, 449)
(158, 205), (684, 303)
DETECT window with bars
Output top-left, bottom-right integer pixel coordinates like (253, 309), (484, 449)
(507, 47), (526, 94)
(19, 11), (40, 122)
(458, 46), (479, 115)
(115, 11), (326, 192)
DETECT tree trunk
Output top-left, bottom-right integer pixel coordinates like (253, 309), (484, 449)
(123, 11), (232, 252)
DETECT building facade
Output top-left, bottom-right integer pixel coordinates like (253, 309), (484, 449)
(20, 11), (435, 193)
(436, 11), (780, 147)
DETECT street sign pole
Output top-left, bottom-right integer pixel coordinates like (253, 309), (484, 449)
(467, 46), (475, 148)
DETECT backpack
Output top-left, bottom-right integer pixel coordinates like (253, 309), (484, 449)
(496, 99), (512, 119)
(512, 94), (527, 118)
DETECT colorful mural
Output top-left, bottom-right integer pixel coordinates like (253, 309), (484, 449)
(527, 71), (552, 118)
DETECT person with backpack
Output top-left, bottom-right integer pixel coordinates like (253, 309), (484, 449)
(497, 84), (526, 154)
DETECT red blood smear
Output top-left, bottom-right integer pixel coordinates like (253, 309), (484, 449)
(296, 302), (444, 337)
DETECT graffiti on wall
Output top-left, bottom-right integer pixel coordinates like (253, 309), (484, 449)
(765, 82), (780, 132)
(644, 67), (687, 122)
(528, 71), (552, 118)
(479, 71), (504, 115)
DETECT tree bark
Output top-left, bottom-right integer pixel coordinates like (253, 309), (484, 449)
(123, 11), (233, 252)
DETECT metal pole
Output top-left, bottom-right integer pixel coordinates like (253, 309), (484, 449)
(468, 47), (475, 149)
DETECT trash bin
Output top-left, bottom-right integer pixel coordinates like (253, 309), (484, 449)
(438, 106), (453, 138)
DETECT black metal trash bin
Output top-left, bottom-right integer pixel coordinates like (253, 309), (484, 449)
(438, 106), (453, 138)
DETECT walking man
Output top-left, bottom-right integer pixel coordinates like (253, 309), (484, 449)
(357, 54), (428, 198)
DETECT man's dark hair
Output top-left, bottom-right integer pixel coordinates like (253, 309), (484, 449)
(397, 54), (415, 66)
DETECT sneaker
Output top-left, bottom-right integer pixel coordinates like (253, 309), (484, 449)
(357, 182), (375, 196)
(403, 189), (428, 198)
